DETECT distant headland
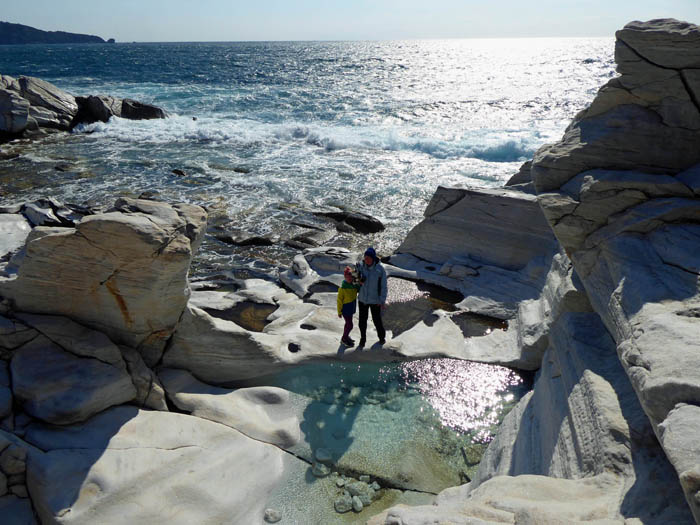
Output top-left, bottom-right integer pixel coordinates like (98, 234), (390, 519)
(0, 21), (114, 45)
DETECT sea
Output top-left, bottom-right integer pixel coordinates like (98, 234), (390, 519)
(0, 39), (615, 276)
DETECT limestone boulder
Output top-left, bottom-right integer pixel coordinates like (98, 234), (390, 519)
(0, 90), (29, 135)
(10, 335), (136, 424)
(398, 186), (557, 271)
(0, 198), (207, 366)
(368, 474), (627, 525)
(158, 368), (300, 448)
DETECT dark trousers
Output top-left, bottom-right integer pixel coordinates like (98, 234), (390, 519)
(342, 314), (353, 340)
(359, 301), (385, 341)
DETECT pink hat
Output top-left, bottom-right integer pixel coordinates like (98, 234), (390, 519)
(344, 266), (353, 276)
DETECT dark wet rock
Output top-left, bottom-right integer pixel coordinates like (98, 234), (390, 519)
(216, 230), (277, 247)
(84, 95), (122, 123)
(121, 99), (167, 120)
(172, 169), (186, 177)
(137, 191), (160, 200)
(313, 210), (385, 234)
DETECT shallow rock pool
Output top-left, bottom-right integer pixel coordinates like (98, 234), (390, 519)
(238, 358), (529, 523)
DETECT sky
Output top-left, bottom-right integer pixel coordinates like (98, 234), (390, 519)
(3, 0), (700, 42)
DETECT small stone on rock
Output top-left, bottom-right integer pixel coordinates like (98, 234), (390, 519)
(336, 478), (345, 487)
(371, 481), (381, 491)
(359, 475), (370, 483)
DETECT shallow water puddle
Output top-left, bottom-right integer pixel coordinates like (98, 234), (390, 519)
(239, 358), (527, 496)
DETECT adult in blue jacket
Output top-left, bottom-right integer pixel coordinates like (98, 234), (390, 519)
(357, 247), (387, 347)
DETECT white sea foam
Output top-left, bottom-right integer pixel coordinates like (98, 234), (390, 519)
(75, 116), (543, 163)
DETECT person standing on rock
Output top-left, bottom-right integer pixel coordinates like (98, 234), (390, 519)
(357, 247), (387, 347)
(337, 266), (361, 347)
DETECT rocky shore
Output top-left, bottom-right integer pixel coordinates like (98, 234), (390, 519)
(0, 73), (166, 141)
(0, 17), (699, 525)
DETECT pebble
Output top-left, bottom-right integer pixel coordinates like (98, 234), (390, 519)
(359, 475), (370, 483)
(336, 478), (346, 487)
(352, 495), (364, 512)
(371, 481), (381, 491)
(263, 508), (282, 523)
(334, 493), (353, 514)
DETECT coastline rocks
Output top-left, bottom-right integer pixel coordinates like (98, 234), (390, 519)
(530, 18), (700, 522)
(279, 254), (319, 297)
(120, 346), (169, 411)
(0, 198), (207, 366)
(0, 74), (168, 139)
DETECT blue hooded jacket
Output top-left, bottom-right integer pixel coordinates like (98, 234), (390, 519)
(358, 248), (388, 305)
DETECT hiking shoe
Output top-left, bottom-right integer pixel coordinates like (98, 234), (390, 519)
(347, 337), (355, 345)
(358, 337), (366, 348)
(341, 337), (355, 347)
(378, 338), (386, 345)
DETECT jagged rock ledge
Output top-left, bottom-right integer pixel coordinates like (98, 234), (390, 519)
(0, 74), (167, 142)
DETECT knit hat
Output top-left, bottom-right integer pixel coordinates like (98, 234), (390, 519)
(364, 247), (377, 261)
